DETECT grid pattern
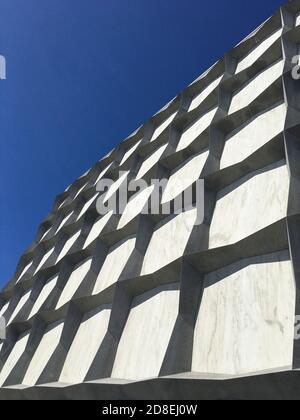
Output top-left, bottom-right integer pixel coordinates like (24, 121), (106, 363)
(1, 0), (300, 400)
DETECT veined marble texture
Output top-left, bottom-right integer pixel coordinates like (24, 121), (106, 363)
(192, 251), (295, 375)
(112, 283), (180, 380)
(209, 161), (289, 248)
(1, 0), (300, 400)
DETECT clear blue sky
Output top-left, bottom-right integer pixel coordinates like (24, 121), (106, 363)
(0, 0), (283, 287)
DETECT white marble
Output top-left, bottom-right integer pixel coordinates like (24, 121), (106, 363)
(58, 198), (66, 209)
(79, 169), (90, 179)
(55, 213), (72, 234)
(221, 102), (286, 169)
(92, 237), (136, 295)
(56, 259), (92, 309)
(189, 61), (218, 87)
(56, 230), (81, 262)
(40, 227), (51, 242)
(118, 186), (154, 229)
(102, 171), (129, 204)
(176, 107), (217, 152)
(141, 208), (197, 275)
(209, 162), (289, 248)
(236, 28), (282, 74)
(60, 305), (111, 383)
(192, 252), (295, 375)
(16, 261), (33, 283)
(74, 183), (87, 200)
(28, 275), (58, 318)
(189, 75), (223, 112)
(77, 194), (98, 220)
(112, 284), (179, 380)
(136, 144), (168, 180)
(94, 162), (113, 186)
(0, 332), (30, 386)
(161, 150), (209, 204)
(23, 321), (64, 386)
(229, 60), (284, 114)
(83, 211), (113, 248)
(7, 290), (31, 325)
(120, 140), (142, 165)
(0, 302), (9, 318)
(235, 19), (269, 48)
(150, 112), (177, 142)
(33, 247), (54, 275)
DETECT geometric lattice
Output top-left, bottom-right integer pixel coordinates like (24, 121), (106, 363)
(1, 0), (300, 400)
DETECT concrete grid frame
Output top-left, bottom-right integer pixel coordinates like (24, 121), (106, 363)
(1, 0), (300, 400)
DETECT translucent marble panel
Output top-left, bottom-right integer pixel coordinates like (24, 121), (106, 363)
(94, 162), (113, 186)
(16, 261), (33, 283)
(60, 305), (111, 383)
(83, 211), (113, 249)
(229, 60), (284, 114)
(55, 213), (72, 234)
(40, 227), (51, 242)
(0, 302), (9, 318)
(74, 183), (87, 200)
(136, 144), (168, 180)
(77, 194), (98, 220)
(33, 247), (55, 275)
(161, 150), (209, 203)
(28, 275), (58, 318)
(120, 140), (142, 165)
(22, 321), (64, 386)
(150, 112), (177, 142)
(141, 208), (197, 275)
(56, 259), (92, 309)
(221, 103), (286, 169)
(56, 230), (81, 262)
(189, 75), (223, 112)
(118, 186), (154, 229)
(236, 28), (282, 74)
(112, 284), (179, 380)
(102, 171), (129, 203)
(192, 252), (295, 375)
(176, 107), (217, 152)
(7, 290), (31, 325)
(92, 237), (136, 294)
(0, 332), (30, 386)
(209, 162), (289, 248)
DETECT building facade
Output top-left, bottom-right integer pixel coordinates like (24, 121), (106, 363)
(1, 0), (300, 400)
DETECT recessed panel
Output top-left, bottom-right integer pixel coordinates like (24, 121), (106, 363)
(112, 284), (179, 380)
(229, 61), (283, 114)
(192, 252), (295, 375)
(60, 305), (111, 383)
(92, 237), (136, 294)
(176, 107), (217, 151)
(221, 103), (286, 169)
(236, 28), (282, 74)
(141, 208), (197, 275)
(209, 162), (289, 248)
(22, 321), (64, 386)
